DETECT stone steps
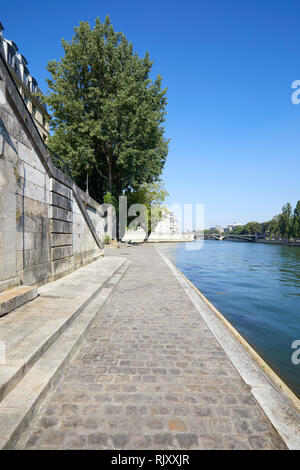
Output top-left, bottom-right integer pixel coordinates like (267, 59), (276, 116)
(0, 256), (129, 448)
(0, 286), (38, 318)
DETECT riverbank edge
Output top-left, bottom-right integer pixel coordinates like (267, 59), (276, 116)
(255, 239), (300, 247)
(155, 246), (300, 450)
(204, 238), (300, 247)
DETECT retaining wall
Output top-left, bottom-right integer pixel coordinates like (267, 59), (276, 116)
(0, 54), (106, 292)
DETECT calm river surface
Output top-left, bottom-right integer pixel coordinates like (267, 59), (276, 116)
(159, 240), (300, 398)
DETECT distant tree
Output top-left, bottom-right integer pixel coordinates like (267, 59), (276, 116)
(292, 200), (300, 237)
(227, 201), (300, 239)
(278, 203), (293, 237)
(262, 216), (279, 235)
(231, 225), (244, 235)
(293, 220), (300, 238)
(231, 223), (262, 235)
(43, 16), (169, 202)
(294, 200), (300, 218)
(242, 221), (263, 235)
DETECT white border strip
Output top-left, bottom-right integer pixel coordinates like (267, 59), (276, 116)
(156, 246), (300, 450)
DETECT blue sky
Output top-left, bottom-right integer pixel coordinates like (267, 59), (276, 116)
(2, 0), (300, 228)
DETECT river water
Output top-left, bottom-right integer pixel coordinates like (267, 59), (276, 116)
(158, 240), (300, 398)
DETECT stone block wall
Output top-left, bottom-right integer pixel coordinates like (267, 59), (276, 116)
(0, 54), (105, 293)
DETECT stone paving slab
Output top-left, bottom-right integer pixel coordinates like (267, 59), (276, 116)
(0, 256), (126, 403)
(16, 244), (292, 450)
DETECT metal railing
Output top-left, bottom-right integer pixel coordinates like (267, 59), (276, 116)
(46, 145), (72, 178)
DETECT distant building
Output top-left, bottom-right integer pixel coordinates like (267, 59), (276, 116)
(224, 223), (242, 233)
(154, 208), (181, 235)
(122, 208), (194, 242)
(0, 22), (50, 141)
(148, 207), (194, 241)
(209, 225), (223, 233)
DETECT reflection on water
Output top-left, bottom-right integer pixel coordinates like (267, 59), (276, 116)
(159, 241), (300, 398)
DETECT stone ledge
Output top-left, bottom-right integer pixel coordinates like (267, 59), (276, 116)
(0, 256), (127, 406)
(0, 286), (38, 318)
(0, 277), (20, 294)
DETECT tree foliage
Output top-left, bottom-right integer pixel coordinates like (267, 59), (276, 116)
(230, 225), (244, 235)
(278, 203), (293, 237)
(125, 181), (169, 233)
(126, 181), (169, 207)
(230, 201), (300, 238)
(43, 16), (169, 202)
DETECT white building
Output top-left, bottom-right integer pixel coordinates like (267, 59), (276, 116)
(0, 22), (50, 141)
(224, 223), (242, 233)
(148, 208), (194, 242)
(122, 207), (194, 242)
(153, 208), (181, 235)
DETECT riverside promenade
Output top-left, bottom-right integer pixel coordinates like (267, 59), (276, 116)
(16, 244), (294, 449)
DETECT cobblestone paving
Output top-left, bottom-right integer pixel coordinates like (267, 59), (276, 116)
(20, 245), (286, 449)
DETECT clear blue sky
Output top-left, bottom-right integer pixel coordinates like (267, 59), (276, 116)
(2, 0), (300, 228)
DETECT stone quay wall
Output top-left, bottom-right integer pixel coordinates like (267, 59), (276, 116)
(0, 54), (106, 293)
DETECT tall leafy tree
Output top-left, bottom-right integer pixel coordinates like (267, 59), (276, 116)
(278, 203), (293, 237)
(231, 225), (244, 235)
(261, 216), (279, 235)
(43, 17), (169, 202)
(242, 221), (262, 235)
(292, 200), (300, 237)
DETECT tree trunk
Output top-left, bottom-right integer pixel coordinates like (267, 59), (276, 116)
(107, 160), (112, 193)
(116, 178), (122, 199)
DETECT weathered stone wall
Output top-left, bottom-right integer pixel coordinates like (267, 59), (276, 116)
(72, 193), (105, 270)
(0, 55), (105, 293)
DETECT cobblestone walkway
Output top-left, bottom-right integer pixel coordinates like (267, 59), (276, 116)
(19, 245), (286, 449)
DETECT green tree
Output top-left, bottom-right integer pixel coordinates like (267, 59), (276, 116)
(262, 216), (279, 235)
(126, 181), (169, 233)
(103, 191), (118, 212)
(242, 221), (262, 235)
(292, 200), (300, 237)
(278, 203), (293, 237)
(43, 17), (169, 202)
(231, 225), (244, 235)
